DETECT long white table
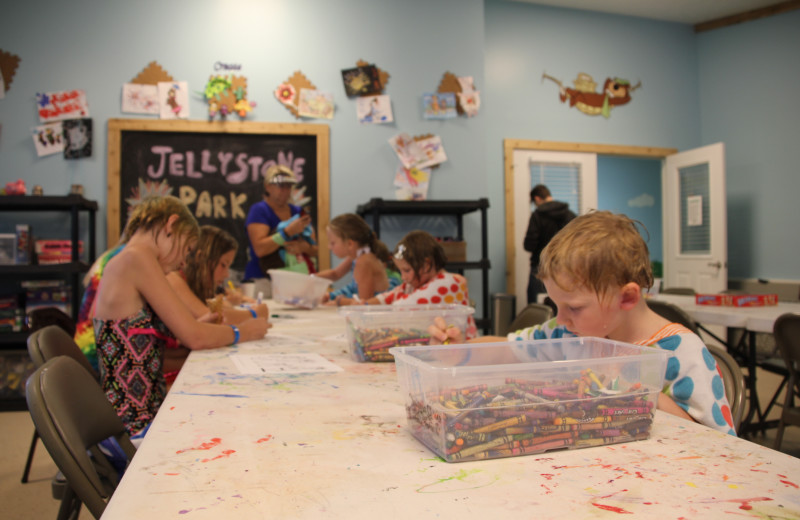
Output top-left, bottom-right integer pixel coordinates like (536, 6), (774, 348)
(652, 294), (800, 433)
(102, 302), (800, 519)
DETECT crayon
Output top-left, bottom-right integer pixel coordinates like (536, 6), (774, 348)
(472, 415), (527, 433)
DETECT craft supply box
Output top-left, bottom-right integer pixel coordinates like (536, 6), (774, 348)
(390, 338), (669, 462)
(267, 270), (331, 309)
(339, 304), (474, 362)
(695, 293), (778, 307)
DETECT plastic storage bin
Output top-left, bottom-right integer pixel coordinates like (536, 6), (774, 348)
(390, 338), (669, 462)
(339, 304), (475, 362)
(267, 270), (331, 309)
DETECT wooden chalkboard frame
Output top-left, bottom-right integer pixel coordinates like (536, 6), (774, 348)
(107, 118), (330, 271)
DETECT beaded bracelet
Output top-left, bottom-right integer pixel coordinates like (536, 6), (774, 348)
(229, 324), (240, 344)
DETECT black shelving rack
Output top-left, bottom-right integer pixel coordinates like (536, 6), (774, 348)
(356, 198), (491, 332)
(0, 195), (97, 410)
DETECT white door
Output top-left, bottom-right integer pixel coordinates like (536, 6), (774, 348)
(662, 143), (727, 293)
(511, 150), (597, 312)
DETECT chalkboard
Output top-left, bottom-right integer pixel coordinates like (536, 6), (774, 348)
(107, 119), (330, 272)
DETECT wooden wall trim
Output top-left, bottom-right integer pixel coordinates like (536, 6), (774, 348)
(695, 0), (800, 33)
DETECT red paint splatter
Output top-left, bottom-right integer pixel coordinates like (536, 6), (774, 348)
(170, 406), (175, 410)
(201, 449), (236, 462)
(725, 497), (773, 511)
(541, 473), (555, 480)
(256, 435), (273, 443)
(164, 472), (180, 476)
(780, 479), (799, 488)
(176, 437), (222, 454)
(592, 503), (632, 514)
(635, 471), (645, 479)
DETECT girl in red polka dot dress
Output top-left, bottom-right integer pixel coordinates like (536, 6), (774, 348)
(342, 230), (477, 339)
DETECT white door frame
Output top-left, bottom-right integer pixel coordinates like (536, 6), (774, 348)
(504, 139), (678, 304)
(510, 150), (597, 312)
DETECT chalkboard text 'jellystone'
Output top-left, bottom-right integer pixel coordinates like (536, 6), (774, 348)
(145, 146), (297, 184)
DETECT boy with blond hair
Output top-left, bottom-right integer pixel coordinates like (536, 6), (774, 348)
(431, 211), (735, 435)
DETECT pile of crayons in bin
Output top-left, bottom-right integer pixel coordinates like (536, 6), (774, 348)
(348, 326), (432, 362)
(405, 373), (655, 462)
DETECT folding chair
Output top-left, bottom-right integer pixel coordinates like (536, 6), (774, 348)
(505, 303), (554, 335)
(706, 344), (746, 433)
(25, 356), (136, 519)
(773, 313), (800, 451)
(646, 299), (700, 334)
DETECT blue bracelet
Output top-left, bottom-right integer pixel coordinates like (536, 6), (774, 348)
(279, 228), (290, 241)
(229, 324), (240, 344)
(247, 307), (257, 318)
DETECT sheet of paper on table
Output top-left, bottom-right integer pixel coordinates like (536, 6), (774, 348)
(230, 353), (343, 375)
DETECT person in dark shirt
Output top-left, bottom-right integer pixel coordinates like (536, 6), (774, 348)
(523, 184), (576, 304)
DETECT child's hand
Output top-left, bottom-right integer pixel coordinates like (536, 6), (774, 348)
(427, 316), (463, 345)
(225, 286), (244, 305)
(198, 311), (221, 324)
(335, 296), (356, 307)
(250, 303), (270, 318)
(239, 317), (271, 342)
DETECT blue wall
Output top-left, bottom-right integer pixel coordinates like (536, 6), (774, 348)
(1, 0), (798, 306)
(696, 10), (800, 280)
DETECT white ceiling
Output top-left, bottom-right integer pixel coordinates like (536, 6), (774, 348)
(512, 0), (782, 24)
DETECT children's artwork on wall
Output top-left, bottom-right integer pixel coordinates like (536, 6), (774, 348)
(388, 133), (426, 169)
(203, 75), (256, 121)
(36, 90), (90, 123)
(158, 81), (189, 119)
(394, 165), (430, 201)
(297, 88), (334, 120)
(0, 70), (5, 99)
(62, 118), (92, 159)
(456, 76), (480, 117)
(274, 71), (316, 119)
(356, 59), (389, 91)
(437, 71), (480, 117)
(542, 71), (641, 118)
(0, 49), (21, 95)
(341, 64), (382, 97)
(122, 84), (159, 114)
(356, 95), (393, 124)
(31, 123), (64, 157)
(414, 135), (447, 169)
(422, 92), (457, 120)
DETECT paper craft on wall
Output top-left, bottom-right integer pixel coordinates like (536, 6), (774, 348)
(31, 123), (64, 157)
(356, 95), (393, 124)
(158, 81), (189, 119)
(297, 88), (334, 120)
(422, 92), (457, 120)
(413, 134), (447, 169)
(388, 133), (447, 170)
(542, 71), (641, 118)
(437, 72), (480, 117)
(274, 71), (316, 119)
(63, 118), (92, 159)
(36, 90), (90, 124)
(203, 74), (256, 120)
(394, 165), (430, 201)
(122, 84), (159, 114)
(0, 49), (21, 95)
(131, 61), (174, 85)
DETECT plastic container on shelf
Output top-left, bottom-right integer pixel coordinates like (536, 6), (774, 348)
(339, 304), (474, 362)
(390, 338), (669, 462)
(267, 270), (331, 309)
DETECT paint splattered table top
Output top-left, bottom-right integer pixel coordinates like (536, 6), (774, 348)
(103, 302), (800, 519)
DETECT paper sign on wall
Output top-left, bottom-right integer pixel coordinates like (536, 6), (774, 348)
(36, 89), (90, 123)
(687, 195), (703, 227)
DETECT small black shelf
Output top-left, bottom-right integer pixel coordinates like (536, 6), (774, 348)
(1, 196), (97, 410)
(357, 198), (492, 333)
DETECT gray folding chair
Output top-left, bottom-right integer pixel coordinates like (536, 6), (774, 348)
(26, 356), (136, 520)
(646, 299), (700, 335)
(773, 313), (800, 451)
(505, 303), (554, 335)
(661, 287), (696, 296)
(706, 344), (746, 433)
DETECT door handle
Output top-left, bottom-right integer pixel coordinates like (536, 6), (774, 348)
(707, 261), (722, 269)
